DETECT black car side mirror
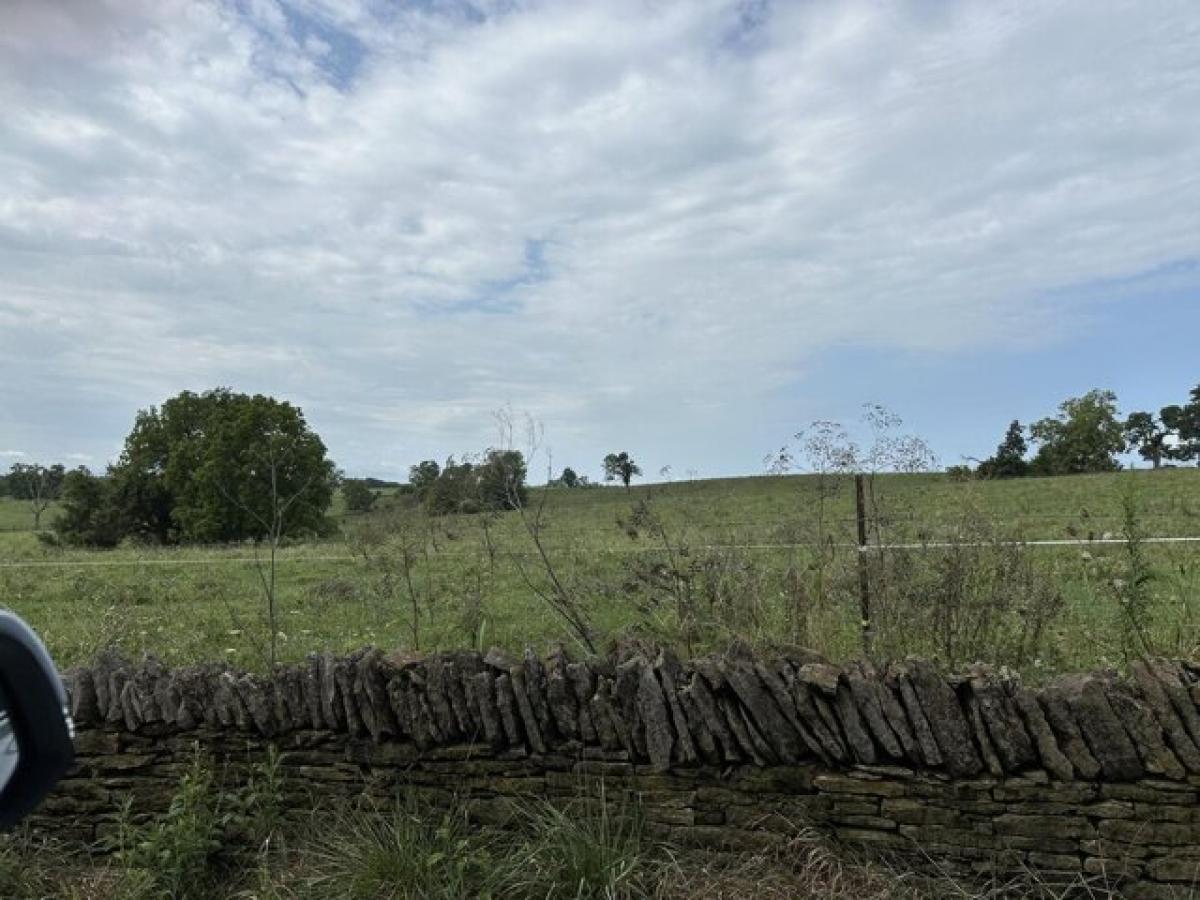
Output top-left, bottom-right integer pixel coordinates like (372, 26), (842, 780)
(0, 611), (74, 826)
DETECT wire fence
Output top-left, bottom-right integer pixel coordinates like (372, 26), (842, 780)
(3, 534), (1200, 569)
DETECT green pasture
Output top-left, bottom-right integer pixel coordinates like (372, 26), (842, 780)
(1, 468), (1198, 675)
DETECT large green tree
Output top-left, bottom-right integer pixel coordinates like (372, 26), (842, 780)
(1030, 390), (1126, 475)
(1124, 409), (1176, 469)
(111, 388), (337, 544)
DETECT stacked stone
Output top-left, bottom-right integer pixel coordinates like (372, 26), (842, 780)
(60, 648), (1200, 783)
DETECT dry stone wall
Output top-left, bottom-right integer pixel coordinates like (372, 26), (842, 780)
(36, 646), (1200, 897)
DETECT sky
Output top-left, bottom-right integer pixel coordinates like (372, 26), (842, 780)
(1, 0), (1198, 482)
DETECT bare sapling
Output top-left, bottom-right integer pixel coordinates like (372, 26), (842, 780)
(222, 433), (319, 668)
(494, 408), (597, 654)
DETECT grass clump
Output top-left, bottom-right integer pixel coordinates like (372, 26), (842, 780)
(290, 786), (656, 900)
(295, 798), (501, 900)
(502, 787), (655, 899)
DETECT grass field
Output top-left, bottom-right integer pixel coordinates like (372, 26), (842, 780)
(2, 468), (1199, 675)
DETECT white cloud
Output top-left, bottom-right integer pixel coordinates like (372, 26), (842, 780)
(1, 0), (1198, 476)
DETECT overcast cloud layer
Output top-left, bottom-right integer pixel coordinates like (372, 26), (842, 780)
(2, 0), (1198, 479)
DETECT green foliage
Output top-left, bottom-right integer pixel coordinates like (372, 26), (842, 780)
(407, 460), (441, 500)
(1030, 390), (1126, 475)
(296, 788), (653, 900)
(6, 468), (1200, 677)
(503, 786), (654, 900)
(603, 452), (642, 489)
(111, 748), (288, 900)
(114, 754), (228, 899)
(550, 467), (596, 489)
(1169, 383), (1200, 463)
(425, 457), (478, 515)
(5, 462), (66, 500)
(1125, 410), (1174, 469)
(422, 451), (529, 516)
(52, 467), (125, 548)
(476, 449), (529, 510)
(0, 834), (60, 899)
(977, 420), (1030, 478)
(341, 479), (377, 514)
(1113, 485), (1157, 661)
(299, 798), (501, 900)
(871, 502), (1067, 670)
(104, 388), (337, 546)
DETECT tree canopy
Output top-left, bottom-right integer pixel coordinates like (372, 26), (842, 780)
(603, 452), (642, 490)
(413, 450), (529, 516)
(1171, 384), (1200, 463)
(1030, 390), (1126, 475)
(54, 467), (124, 548)
(55, 388), (337, 546)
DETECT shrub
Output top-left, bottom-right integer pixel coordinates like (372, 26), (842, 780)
(113, 755), (227, 900)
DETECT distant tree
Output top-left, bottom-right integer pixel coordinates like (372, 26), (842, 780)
(420, 450), (528, 516)
(558, 466), (580, 489)
(341, 478), (377, 513)
(603, 452), (642, 491)
(1030, 390), (1126, 475)
(361, 477), (401, 490)
(426, 457), (476, 515)
(1124, 410), (1175, 469)
(1168, 384), (1200, 464)
(53, 468), (124, 548)
(7, 462), (65, 529)
(477, 449), (528, 510)
(408, 460), (441, 499)
(977, 420), (1030, 478)
(110, 388), (337, 544)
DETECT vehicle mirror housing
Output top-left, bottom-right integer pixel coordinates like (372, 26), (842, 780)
(0, 611), (74, 826)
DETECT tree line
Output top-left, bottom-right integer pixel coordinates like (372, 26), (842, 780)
(397, 449), (643, 517)
(20, 380), (1192, 547)
(4, 385), (650, 544)
(973, 383), (1200, 478)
